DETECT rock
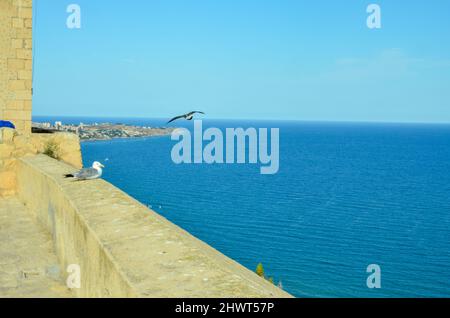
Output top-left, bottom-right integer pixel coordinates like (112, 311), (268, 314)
(56, 135), (82, 168)
(0, 171), (16, 191)
(31, 133), (82, 169)
(13, 135), (31, 149)
(11, 135), (37, 157)
(0, 130), (82, 188)
(0, 128), (16, 144)
(0, 144), (14, 159)
(2, 158), (16, 169)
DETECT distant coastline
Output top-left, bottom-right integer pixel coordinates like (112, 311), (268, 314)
(32, 121), (175, 142)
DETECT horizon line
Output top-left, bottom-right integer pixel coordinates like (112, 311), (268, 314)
(31, 114), (450, 126)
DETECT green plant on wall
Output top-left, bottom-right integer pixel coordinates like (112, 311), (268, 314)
(43, 140), (60, 160)
(255, 263), (282, 288)
(255, 263), (273, 285)
(256, 263), (265, 278)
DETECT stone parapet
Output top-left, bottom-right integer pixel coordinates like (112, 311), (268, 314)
(14, 154), (292, 298)
(0, 127), (82, 197)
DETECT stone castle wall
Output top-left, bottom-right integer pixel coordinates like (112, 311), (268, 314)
(15, 154), (291, 298)
(0, 127), (83, 197)
(0, 0), (33, 134)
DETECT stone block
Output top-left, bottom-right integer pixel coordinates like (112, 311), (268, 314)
(2, 158), (17, 169)
(24, 60), (32, 70)
(7, 100), (24, 110)
(15, 29), (32, 39)
(24, 101), (32, 110)
(31, 133), (83, 168)
(12, 17), (23, 28)
(12, 90), (32, 100)
(17, 70), (32, 80)
(17, 8), (32, 19)
(4, 110), (30, 120)
(13, 0), (33, 7)
(24, 19), (32, 29)
(0, 171), (16, 191)
(24, 39), (32, 49)
(7, 59), (24, 70)
(0, 144), (15, 159)
(0, 128), (17, 144)
(8, 79), (25, 90)
(16, 48), (31, 59)
(11, 39), (23, 49)
(8, 70), (18, 80)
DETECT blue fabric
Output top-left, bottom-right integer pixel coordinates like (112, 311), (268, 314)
(0, 120), (15, 129)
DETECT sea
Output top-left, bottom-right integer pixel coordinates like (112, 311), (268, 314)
(34, 116), (450, 298)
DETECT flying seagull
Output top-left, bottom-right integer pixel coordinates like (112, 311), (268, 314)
(64, 161), (105, 180)
(167, 111), (205, 124)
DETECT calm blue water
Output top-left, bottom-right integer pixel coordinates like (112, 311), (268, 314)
(35, 116), (450, 297)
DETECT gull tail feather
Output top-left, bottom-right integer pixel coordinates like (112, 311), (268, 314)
(64, 174), (74, 178)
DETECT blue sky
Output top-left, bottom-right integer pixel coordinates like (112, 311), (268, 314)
(32, 0), (450, 122)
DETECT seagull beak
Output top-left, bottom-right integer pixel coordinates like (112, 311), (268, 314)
(100, 164), (105, 168)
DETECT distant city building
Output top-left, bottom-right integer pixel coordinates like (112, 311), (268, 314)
(54, 121), (63, 130)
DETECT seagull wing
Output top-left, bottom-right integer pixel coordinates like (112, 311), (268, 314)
(74, 168), (100, 180)
(187, 111), (205, 116)
(167, 114), (186, 124)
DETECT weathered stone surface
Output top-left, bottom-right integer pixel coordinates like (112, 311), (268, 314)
(0, 128), (16, 143)
(31, 132), (83, 169)
(14, 155), (292, 298)
(0, 171), (15, 197)
(0, 171), (15, 190)
(12, 134), (36, 156)
(0, 196), (73, 297)
(0, 143), (14, 159)
(2, 158), (16, 169)
(0, 130), (83, 197)
(0, 0), (32, 135)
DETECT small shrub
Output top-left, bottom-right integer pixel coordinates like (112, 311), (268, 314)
(256, 263), (265, 277)
(256, 262), (280, 287)
(43, 140), (60, 160)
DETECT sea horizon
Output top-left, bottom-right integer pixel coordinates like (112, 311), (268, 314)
(32, 115), (450, 126)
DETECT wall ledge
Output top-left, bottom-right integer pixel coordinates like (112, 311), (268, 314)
(16, 154), (292, 298)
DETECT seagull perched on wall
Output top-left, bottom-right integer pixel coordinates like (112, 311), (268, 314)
(167, 111), (205, 124)
(64, 161), (105, 180)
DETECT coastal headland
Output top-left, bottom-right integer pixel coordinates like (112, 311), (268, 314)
(32, 121), (176, 141)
